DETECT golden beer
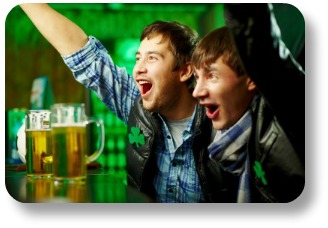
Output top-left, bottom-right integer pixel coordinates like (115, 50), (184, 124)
(52, 124), (87, 181)
(26, 129), (53, 178)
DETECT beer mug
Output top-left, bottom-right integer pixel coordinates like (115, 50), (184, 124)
(25, 110), (52, 178)
(50, 103), (104, 181)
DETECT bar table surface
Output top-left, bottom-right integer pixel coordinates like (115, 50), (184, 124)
(5, 164), (155, 203)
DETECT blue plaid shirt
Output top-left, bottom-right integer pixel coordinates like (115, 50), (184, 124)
(63, 36), (205, 203)
(154, 112), (205, 203)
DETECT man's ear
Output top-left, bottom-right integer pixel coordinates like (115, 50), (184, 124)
(180, 62), (193, 82)
(246, 76), (257, 91)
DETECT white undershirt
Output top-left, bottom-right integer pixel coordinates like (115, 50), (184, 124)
(166, 117), (191, 149)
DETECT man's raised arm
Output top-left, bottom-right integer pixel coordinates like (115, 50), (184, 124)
(20, 3), (88, 56)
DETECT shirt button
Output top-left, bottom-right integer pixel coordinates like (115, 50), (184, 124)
(167, 135), (171, 139)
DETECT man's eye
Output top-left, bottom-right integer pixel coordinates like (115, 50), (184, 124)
(209, 73), (217, 79)
(148, 56), (157, 61)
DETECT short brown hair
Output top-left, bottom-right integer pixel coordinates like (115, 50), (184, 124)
(141, 20), (199, 71)
(192, 26), (246, 77)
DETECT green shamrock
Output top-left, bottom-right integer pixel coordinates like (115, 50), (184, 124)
(253, 161), (268, 186)
(128, 126), (145, 148)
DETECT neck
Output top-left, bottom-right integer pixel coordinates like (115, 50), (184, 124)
(162, 92), (197, 121)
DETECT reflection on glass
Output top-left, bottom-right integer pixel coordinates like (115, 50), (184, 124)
(12, 174), (149, 203)
(53, 180), (87, 203)
(89, 174), (127, 202)
(25, 177), (87, 203)
(26, 177), (54, 202)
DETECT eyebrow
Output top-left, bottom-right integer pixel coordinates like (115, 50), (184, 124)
(204, 66), (216, 73)
(136, 51), (164, 58)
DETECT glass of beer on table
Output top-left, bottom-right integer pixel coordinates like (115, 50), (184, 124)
(50, 103), (104, 182)
(25, 110), (52, 178)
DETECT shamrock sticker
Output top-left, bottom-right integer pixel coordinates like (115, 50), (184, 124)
(128, 126), (145, 148)
(253, 161), (268, 186)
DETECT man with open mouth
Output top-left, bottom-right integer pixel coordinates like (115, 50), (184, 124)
(192, 3), (305, 202)
(21, 3), (223, 203)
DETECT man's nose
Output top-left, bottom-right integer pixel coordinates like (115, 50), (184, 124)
(193, 79), (208, 99)
(134, 59), (147, 75)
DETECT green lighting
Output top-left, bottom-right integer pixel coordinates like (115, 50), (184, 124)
(108, 153), (116, 168)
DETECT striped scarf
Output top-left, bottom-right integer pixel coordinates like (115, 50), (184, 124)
(208, 110), (252, 202)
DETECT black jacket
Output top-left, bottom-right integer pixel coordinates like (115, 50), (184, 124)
(126, 98), (237, 202)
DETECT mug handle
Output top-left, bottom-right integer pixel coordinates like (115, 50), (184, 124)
(84, 117), (105, 163)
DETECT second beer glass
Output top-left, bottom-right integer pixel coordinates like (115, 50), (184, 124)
(50, 103), (104, 182)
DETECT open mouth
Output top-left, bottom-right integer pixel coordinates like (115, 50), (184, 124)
(138, 80), (153, 96)
(207, 105), (218, 114)
(205, 105), (219, 119)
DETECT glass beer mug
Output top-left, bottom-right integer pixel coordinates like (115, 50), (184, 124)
(50, 103), (104, 182)
(25, 110), (52, 178)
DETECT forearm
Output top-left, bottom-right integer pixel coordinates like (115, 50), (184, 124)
(20, 3), (88, 56)
(63, 36), (140, 123)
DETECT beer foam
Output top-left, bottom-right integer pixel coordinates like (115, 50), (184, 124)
(52, 123), (85, 127)
(25, 129), (52, 132)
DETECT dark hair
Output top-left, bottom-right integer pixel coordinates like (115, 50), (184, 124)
(191, 26), (246, 77)
(141, 20), (199, 71)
